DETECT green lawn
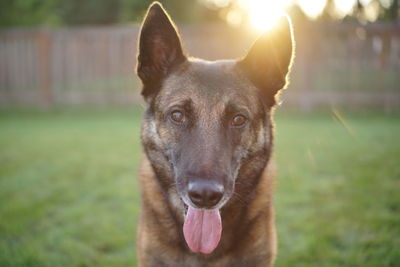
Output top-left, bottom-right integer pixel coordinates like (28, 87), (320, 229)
(0, 108), (399, 267)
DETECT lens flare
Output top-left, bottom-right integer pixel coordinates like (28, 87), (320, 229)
(297, 0), (327, 19)
(243, 0), (290, 32)
(334, 0), (356, 18)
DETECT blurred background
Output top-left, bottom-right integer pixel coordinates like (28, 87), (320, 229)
(0, 0), (399, 108)
(0, 0), (399, 266)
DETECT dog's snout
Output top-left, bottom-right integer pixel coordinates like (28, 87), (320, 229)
(188, 181), (224, 208)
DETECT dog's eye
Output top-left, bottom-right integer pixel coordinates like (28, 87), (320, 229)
(170, 110), (185, 124)
(231, 115), (247, 128)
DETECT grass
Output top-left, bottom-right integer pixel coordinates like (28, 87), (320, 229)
(0, 108), (399, 266)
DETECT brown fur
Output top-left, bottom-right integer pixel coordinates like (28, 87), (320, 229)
(135, 2), (294, 266)
(137, 157), (276, 267)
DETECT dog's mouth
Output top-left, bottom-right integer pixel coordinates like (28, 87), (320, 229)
(175, 175), (232, 254)
(183, 206), (222, 254)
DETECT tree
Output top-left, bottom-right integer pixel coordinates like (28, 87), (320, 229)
(0, 0), (55, 27)
(57, 0), (121, 25)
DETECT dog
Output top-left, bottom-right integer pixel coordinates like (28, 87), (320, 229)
(135, 2), (294, 266)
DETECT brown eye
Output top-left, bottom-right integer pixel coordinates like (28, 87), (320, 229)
(231, 115), (247, 128)
(170, 110), (185, 124)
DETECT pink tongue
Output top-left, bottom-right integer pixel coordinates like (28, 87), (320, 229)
(183, 206), (222, 254)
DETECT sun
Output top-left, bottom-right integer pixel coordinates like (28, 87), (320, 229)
(242, 0), (290, 32)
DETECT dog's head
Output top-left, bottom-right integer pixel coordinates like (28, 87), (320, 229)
(137, 2), (294, 254)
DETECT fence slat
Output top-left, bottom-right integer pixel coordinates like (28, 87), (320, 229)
(0, 23), (399, 108)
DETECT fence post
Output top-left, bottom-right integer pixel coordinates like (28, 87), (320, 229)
(37, 30), (52, 106)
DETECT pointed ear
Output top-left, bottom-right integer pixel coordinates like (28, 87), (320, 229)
(136, 2), (186, 100)
(238, 16), (294, 107)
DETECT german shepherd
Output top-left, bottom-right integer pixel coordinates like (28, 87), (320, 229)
(136, 2), (294, 266)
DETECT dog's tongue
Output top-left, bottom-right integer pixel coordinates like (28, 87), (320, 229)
(183, 207), (222, 254)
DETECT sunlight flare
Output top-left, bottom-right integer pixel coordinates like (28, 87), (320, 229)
(297, 0), (327, 19)
(242, 0), (290, 32)
(334, 0), (356, 18)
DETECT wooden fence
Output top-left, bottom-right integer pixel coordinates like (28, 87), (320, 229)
(0, 23), (399, 110)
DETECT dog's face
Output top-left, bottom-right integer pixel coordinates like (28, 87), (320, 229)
(137, 2), (293, 253)
(146, 60), (270, 210)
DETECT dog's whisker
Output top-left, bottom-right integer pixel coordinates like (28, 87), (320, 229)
(232, 192), (247, 205)
(235, 181), (254, 188)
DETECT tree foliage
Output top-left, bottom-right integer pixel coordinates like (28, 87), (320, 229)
(0, 0), (207, 27)
(0, 0), (398, 28)
(0, 0), (55, 27)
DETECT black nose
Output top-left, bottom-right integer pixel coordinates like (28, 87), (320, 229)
(188, 181), (224, 208)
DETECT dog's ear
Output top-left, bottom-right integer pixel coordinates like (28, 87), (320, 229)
(238, 16), (294, 107)
(137, 2), (186, 101)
